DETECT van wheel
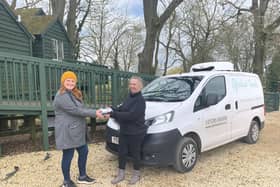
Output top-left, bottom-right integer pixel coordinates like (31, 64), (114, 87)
(174, 137), (198, 173)
(243, 120), (260, 144)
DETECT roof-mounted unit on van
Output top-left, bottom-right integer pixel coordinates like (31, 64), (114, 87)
(190, 62), (234, 72)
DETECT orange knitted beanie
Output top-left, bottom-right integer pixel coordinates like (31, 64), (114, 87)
(60, 71), (77, 85)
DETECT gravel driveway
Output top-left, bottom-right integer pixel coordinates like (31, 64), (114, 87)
(0, 112), (279, 187)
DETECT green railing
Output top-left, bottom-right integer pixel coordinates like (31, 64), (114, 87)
(0, 52), (155, 150)
(264, 92), (280, 112)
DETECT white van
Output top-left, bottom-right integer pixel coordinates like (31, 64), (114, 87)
(105, 62), (265, 172)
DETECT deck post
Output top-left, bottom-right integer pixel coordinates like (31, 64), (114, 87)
(24, 116), (36, 143)
(0, 143), (2, 157)
(111, 72), (118, 106)
(39, 63), (49, 150)
(0, 119), (8, 130)
(90, 117), (96, 139)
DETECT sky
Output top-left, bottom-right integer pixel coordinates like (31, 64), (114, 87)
(113, 0), (143, 17)
(7, 0), (143, 17)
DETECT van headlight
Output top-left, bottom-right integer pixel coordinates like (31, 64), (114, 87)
(145, 111), (174, 126)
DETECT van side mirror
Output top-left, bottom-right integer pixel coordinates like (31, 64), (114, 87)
(206, 93), (218, 107)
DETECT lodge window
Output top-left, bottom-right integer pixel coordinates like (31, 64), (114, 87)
(51, 39), (64, 60)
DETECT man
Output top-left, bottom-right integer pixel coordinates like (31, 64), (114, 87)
(109, 76), (147, 185)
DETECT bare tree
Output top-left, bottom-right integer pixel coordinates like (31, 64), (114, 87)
(10, 0), (17, 9)
(68, 0), (92, 59)
(223, 0), (280, 79)
(167, 0), (224, 72)
(49, 0), (65, 23)
(138, 0), (184, 75)
(158, 11), (177, 75)
(118, 24), (144, 72)
(80, 0), (133, 67)
(9, 0), (43, 9)
(81, 0), (110, 64)
(112, 41), (120, 70)
(24, 0), (42, 8)
(218, 16), (254, 72)
(81, 0), (113, 65)
(50, 0), (92, 59)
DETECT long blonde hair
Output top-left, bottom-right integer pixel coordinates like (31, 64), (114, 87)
(59, 86), (83, 101)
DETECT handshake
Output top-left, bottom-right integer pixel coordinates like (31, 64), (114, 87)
(95, 107), (113, 120)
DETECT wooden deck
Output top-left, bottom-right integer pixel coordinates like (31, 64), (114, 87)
(0, 51), (155, 150)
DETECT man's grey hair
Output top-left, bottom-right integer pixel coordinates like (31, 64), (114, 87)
(130, 76), (144, 89)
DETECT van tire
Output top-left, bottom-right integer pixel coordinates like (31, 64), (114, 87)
(243, 120), (260, 144)
(174, 137), (198, 173)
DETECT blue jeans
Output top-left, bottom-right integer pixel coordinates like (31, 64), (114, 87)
(62, 144), (88, 182)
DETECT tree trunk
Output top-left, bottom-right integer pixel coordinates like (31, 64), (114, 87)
(138, 0), (183, 75)
(153, 33), (160, 75)
(10, 0), (17, 10)
(50, 0), (65, 23)
(138, 23), (158, 74)
(252, 3), (266, 80)
(162, 31), (171, 76)
(113, 45), (120, 70)
(226, 0), (280, 79)
(182, 59), (188, 72)
(252, 32), (266, 79)
(66, 0), (78, 46)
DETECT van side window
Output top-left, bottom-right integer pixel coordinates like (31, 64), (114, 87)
(194, 76), (226, 112)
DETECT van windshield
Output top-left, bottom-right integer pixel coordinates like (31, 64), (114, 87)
(142, 76), (203, 102)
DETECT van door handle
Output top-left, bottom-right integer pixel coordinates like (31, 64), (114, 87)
(225, 104), (231, 110)
(235, 101), (238, 109)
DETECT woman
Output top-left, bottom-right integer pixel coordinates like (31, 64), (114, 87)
(110, 76), (147, 185)
(53, 71), (104, 187)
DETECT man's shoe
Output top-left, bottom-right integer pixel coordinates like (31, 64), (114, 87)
(62, 180), (77, 187)
(77, 175), (96, 184)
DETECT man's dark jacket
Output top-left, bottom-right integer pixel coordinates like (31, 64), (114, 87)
(111, 91), (146, 135)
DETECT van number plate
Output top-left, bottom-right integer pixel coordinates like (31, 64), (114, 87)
(112, 136), (119, 144)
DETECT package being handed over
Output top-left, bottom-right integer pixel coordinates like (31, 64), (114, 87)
(100, 107), (112, 115)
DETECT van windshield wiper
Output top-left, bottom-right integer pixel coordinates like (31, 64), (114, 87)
(143, 89), (178, 96)
(144, 96), (168, 102)
(144, 94), (185, 102)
